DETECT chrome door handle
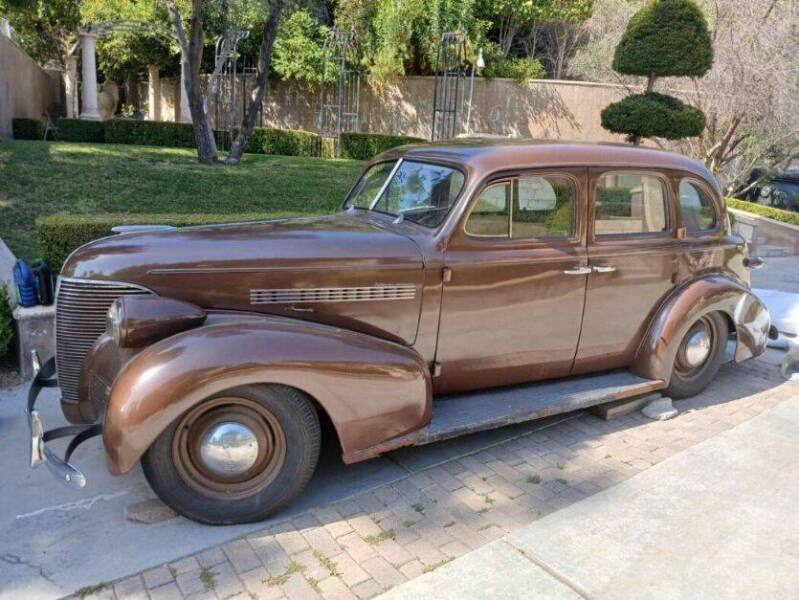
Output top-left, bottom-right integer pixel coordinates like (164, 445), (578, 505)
(563, 266), (592, 275)
(591, 265), (616, 273)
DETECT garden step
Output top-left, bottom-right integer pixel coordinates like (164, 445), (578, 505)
(418, 370), (665, 445)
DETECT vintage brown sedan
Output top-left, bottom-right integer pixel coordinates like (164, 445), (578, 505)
(27, 140), (770, 524)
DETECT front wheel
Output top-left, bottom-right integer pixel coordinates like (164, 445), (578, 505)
(665, 312), (728, 399)
(141, 384), (320, 525)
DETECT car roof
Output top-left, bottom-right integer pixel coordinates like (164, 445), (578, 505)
(377, 138), (721, 192)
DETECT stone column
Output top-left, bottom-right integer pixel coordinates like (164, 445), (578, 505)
(147, 64), (161, 121)
(64, 56), (79, 118)
(179, 61), (191, 122)
(79, 32), (101, 120)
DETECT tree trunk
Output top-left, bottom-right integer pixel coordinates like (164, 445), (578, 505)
(166, 0), (219, 165)
(227, 0), (287, 165)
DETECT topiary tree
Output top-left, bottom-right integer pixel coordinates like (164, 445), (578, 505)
(600, 0), (712, 145)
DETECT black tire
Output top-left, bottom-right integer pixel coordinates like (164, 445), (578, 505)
(665, 312), (728, 399)
(141, 384), (320, 525)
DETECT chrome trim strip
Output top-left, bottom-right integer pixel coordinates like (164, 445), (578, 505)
(58, 277), (155, 294)
(147, 263), (422, 275)
(369, 158), (403, 210)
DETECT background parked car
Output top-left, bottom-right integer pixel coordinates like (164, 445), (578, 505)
(736, 168), (799, 213)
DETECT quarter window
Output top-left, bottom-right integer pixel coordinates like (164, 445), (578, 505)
(466, 175), (576, 239)
(679, 180), (717, 231)
(595, 174), (668, 235)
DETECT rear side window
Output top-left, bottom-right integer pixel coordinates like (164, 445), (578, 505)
(679, 180), (717, 231)
(594, 174), (668, 236)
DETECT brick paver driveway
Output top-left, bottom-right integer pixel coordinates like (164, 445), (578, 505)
(73, 354), (797, 600)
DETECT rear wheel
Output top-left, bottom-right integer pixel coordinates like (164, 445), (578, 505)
(665, 312), (728, 399)
(141, 384), (320, 525)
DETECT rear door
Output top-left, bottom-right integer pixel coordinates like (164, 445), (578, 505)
(573, 168), (680, 373)
(434, 167), (589, 394)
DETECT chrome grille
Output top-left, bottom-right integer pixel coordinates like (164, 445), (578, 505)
(56, 278), (152, 402)
(250, 284), (417, 305)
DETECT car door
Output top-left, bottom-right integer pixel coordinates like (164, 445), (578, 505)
(434, 167), (589, 394)
(572, 168), (680, 374)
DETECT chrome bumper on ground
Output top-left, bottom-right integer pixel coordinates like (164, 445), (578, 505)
(27, 352), (101, 489)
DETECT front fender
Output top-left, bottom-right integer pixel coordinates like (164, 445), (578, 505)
(103, 314), (431, 475)
(632, 275), (770, 382)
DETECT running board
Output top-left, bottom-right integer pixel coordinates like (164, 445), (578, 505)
(415, 370), (665, 446)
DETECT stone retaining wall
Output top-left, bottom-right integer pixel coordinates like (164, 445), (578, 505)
(0, 34), (61, 138)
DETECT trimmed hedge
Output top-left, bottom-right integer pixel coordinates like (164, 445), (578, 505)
(58, 118), (106, 143)
(340, 132), (426, 160)
(12, 118), (44, 140)
(239, 126), (319, 157)
(37, 212), (305, 270)
(726, 198), (799, 227)
(105, 119), (196, 148)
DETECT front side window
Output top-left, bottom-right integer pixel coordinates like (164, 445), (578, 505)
(679, 180), (717, 231)
(513, 176), (575, 239)
(466, 175), (576, 240)
(465, 182), (511, 236)
(344, 160), (465, 227)
(594, 174), (668, 236)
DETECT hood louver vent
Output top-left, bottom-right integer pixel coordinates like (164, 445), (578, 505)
(250, 284), (416, 305)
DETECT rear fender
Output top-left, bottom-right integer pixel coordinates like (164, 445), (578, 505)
(104, 315), (431, 475)
(632, 275), (770, 382)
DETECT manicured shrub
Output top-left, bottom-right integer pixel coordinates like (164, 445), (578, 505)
(601, 92), (706, 141)
(58, 118), (106, 143)
(726, 198), (799, 227)
(104, 119), (196, 148)
(494, 57), (546, 86)
(339, 132), (426, 160)
(236, 127), (320, 157)
(613, 0), (713, 77)
(319, 136), (336, 159)
(36, 212), (303, 270)
(12, 118), (43, 140)
(0, 286), (13, 360)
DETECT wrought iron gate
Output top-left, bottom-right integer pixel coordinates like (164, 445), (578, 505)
(431, 29), (466, 141)
(213, 32), (263, 151)
(318, 28), (360, 154)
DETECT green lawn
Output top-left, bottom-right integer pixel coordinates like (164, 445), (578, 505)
(0, 141), (364, 260)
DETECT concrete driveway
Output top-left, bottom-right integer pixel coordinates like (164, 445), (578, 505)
(0, 381), (569, 599)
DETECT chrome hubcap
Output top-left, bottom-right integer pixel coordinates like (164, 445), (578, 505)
(199, 421), (260, 478)
(684, 330), (711, 367)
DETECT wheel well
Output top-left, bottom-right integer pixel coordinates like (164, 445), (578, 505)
(719, 310), (737, 350)
(271, 385), (344, 458)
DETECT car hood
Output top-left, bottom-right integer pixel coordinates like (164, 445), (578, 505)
(62, 212), (423, 281)
(61, 213), (426, 344)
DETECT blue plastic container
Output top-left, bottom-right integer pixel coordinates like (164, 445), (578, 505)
(13, 259), (38, 307)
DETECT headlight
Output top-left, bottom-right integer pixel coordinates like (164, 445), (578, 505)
(106, 300), (123, 345)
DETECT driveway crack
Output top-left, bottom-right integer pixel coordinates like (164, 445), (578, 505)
(0, 552), (58, 587)
(502, 540), (592, 599)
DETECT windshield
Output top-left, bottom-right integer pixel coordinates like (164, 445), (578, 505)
(344, 159), (465, 227)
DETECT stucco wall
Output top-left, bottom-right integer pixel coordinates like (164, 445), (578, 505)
(0, 34), (61, 138)
(160, 75), (629, 142)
